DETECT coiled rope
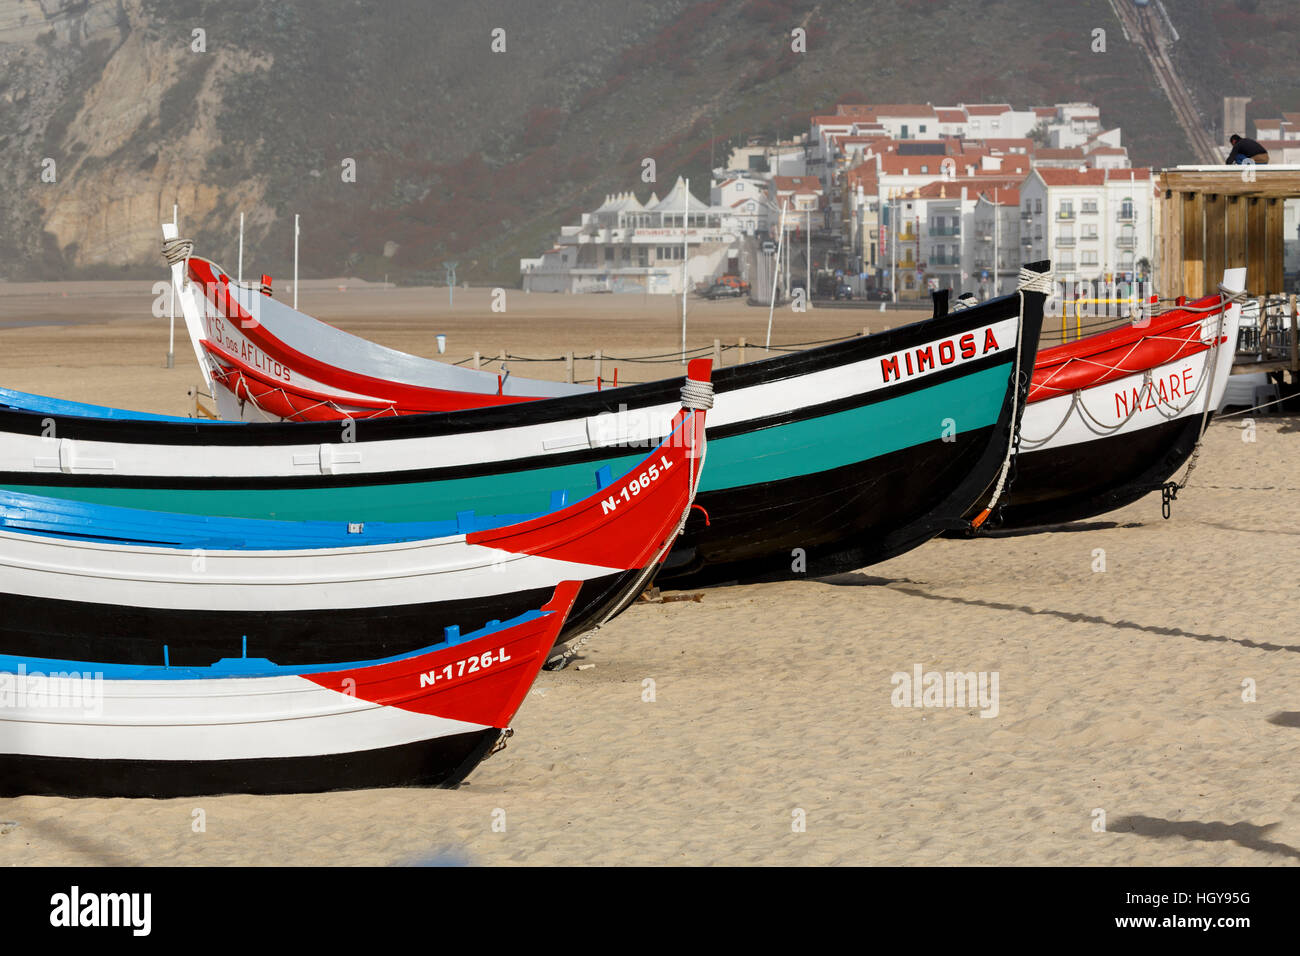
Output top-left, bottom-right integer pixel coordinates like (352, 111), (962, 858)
(680, 376), (714, 410)
(161, 236), (193, 267)
(971, 266), (1051, 528)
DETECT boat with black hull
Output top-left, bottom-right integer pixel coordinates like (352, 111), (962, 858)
(0, 582), (580, 798)
(966, 267), (1244, 531)
(0, 266), (1050, 585)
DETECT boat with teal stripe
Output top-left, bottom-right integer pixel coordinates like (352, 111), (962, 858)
(0, 263), (1048, 584)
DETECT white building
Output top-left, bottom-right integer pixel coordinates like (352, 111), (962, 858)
(1020, 168), (1156, 294)
(521, 178), (752, 294)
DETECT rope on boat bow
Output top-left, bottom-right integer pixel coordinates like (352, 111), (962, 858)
(1161, 281), (1248, 517)
(545, 379), (711, 671)
(680, 377), (715, 410)
(971, 267), (1051, 530)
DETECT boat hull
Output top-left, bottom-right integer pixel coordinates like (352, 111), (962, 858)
(0, 728), (501, 798)
(977, 280), (1241, 531)
(0, 275), (1048, 587)
(0, 584), (577, 797)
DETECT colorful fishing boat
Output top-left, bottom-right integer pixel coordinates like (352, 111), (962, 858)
(0, 378), (707, 667)
(971, 268), (1245, 530)
(0, 261), (1050, 583)
(0, 581), (579, 797)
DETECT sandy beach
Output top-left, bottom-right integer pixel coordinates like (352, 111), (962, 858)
(1, 282), (1298, 866)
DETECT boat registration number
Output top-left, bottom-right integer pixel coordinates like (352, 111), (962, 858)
(600, 454), (673, 515)
(420, 647), (512, 687)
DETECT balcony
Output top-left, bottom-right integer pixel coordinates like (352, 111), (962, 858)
(929, 227), (961, 237)
(1057, 260), (1077, 272)
(1020, 211), (1033, 221)
(930, 256), (961, 266)
(1055, 236), (1076, 247)
(1057, 210), (1075, 221)
(1080, 207), (1099, 216)
(1116, 235), (1137, 248)
(1116, 211), (1136, 222)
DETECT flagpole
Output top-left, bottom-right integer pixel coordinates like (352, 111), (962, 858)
(167, 203), (177, 369)
(293, 214), (300, 311)
(766, 200), (788, 348)
(681, 178), (689, 364)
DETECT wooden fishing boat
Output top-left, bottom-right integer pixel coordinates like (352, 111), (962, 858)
(0, 385), (707, 667)
(971, 268), (1245, 530)
(0, 581), (579, 797)
(0, 265), (1050, 584)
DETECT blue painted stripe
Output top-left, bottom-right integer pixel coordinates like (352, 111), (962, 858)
(0, 415), (695, 550)
(0, 608), (549, 680)
(0, 386), (218, 423)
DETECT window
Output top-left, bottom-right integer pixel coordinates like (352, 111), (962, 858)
(638, 248), (649, 267)
(1081, 250), (1098, 265)
(1035, 198), (1042, 213)
(920, 165), (929, 173)
(1082, 225), (1098, 239)
(604, 247), (614, 263)
(1081, 199), (1098, 214)
(919, 125), (927, 134)
(1059, 201), (1074, 219)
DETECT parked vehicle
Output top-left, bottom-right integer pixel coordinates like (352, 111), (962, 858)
(702, 283), (744, 300)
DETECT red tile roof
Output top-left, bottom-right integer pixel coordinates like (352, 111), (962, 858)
(1034, 168), (1151, 187)
(1033, 147), (1087, 159)
(936, 108), (967, 123)
(772, 175), (823, 192)
(964, 104), (1013, 116)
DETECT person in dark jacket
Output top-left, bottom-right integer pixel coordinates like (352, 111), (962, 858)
(1226, 134), (1269, 165)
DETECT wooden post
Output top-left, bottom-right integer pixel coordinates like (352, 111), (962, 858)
(565, 351), (574, 383)
(713, 338), (722, 368)
(1290, 294), (1298, 374)
(1205, 194), (1226, 299)
(594, 349), (602, 383)
(1265, 198), (1285, 295)
(1226, 196), (1248, 272)
(862, 326), (869, 337)
(1161, 190), (1182, 300)
(498, 348), (506, 365)
(1258, 295), (1267, 361)
(738, 336), (746, 365)
(1182, 192), (1205, 300)
(1248, 198), (1267, 296)
(473, 350), (480, 370)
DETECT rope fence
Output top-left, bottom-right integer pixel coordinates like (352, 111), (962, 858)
(440, 330), (871, 385)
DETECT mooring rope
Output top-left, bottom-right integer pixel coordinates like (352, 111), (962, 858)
(970, 267), (1049, 527)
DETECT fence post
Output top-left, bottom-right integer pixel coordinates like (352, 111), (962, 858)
(565, 351), (574, 383)
(1258, 296), (1267, 361)
(738, 336), (746, 365)
(1290, 294), (1298, 374)
(713, 338), (722, 367)
(594, 349), (602, 383)
(473, 350), (480, 370)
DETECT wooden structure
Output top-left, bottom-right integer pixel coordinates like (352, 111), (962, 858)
(1158, 166), (1300, 299)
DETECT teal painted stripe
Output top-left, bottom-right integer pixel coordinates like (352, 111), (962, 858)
(1, 363), (1008, 522)
(697, 362), (1008, 491)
